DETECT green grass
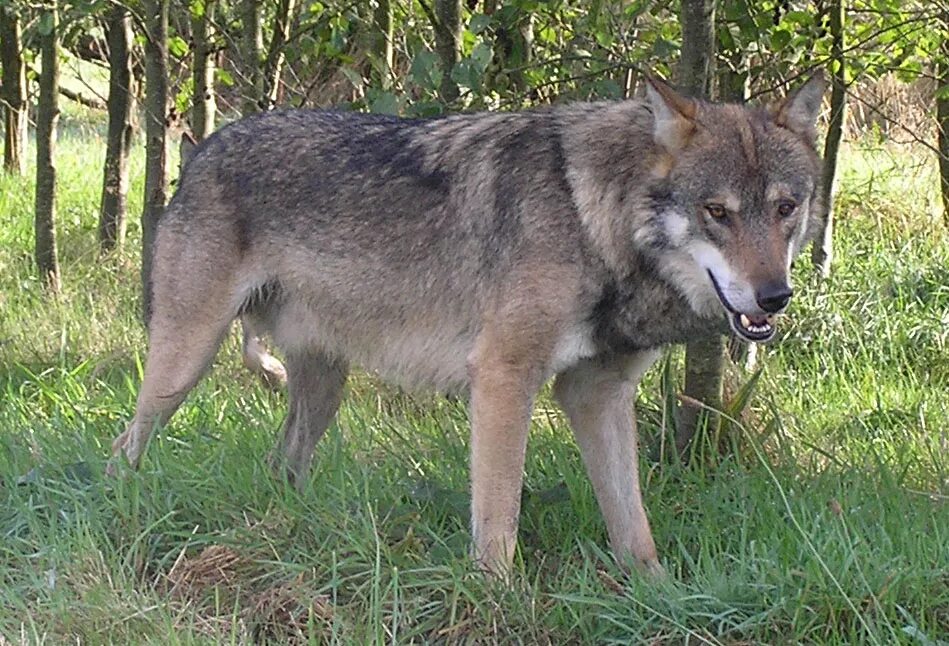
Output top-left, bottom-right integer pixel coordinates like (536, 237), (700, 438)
(1, 107), (947, 644)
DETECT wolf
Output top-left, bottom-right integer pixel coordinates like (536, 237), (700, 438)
(111, 74), (825, 576)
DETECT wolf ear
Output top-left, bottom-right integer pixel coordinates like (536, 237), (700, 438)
(771, 72), (827, 140)
(644, 75), (697, 152)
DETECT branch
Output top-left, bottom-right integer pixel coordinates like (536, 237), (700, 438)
(59, 85), (106, 110)
(26, 63), (106, 109)
(417, 0), (439, 31)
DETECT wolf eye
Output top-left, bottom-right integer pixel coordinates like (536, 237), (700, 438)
(777, 201), (796, 218)
(705, 204), (727, 220)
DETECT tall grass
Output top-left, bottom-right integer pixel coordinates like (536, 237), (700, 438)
(0, 107), (946, 643)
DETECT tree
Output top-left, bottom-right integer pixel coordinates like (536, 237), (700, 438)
(99, 5), (136, 251)
(434, 0), (462, 102)
(811, 0), (845, 276)
(0, 2), (28, 175)
(240, 0), (263, 114)
(678, 0), (715, 99)
(35, 0), (61, 291)
(191, 0), (216, 139)
(675, 0), (720, 459)
(371, 0), (394, 90)
(261, 0), (297, 109)
(142, 0), (170, 318)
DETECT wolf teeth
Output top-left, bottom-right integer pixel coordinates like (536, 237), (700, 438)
(738, 313), (773, 335)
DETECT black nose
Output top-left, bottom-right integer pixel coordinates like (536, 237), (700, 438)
(756, 283), (793, 313)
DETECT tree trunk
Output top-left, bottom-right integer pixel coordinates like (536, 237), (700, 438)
(434, 0), (462, 103)
(35, 0), (61, 292)
(938, 9), (949, 228)
(811, 0), (845, 275)
(678, 0), (715, 98)
(371, 0), (394, 90)
(241, 0), (263, 115)
(142, 0), (170, 321)
(261, 0), (296, 109)
(191, 0), (216, 139)
(0, 5), (28, 176)
(675, 0), (719, 458)
(99, 6), (136, 252)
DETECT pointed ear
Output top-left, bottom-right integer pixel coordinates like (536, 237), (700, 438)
(644, 75), (697, 152)
(772, 72), (827, 140)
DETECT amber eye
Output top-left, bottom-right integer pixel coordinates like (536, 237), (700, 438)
(705, 204), (727, 219)
(777, 201), (796, 218)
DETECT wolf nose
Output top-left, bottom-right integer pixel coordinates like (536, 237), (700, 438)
(756, 283), (793, 313)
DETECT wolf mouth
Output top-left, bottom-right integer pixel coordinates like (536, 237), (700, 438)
(706, 270), (777, 342)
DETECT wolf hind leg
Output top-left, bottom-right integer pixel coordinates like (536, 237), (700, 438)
(271, 351), (349, 488)
(109, 299), (234, 473)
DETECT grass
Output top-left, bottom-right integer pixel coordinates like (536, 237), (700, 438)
(0, 104), (947, 644)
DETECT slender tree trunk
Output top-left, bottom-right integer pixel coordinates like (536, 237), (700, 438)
(142, 0), (170, 321)
(99, 6), (136, 252)
(241, 0), (263, 115)
(675, 0), (719, 458)
(261, 0), (296, 109)
(434, 0), (462, 103)
(191, 0), (216, 139)
(678, 0), (715, 98)
(371, 0), (394, 89)
(812, 0), (845, 275)
(35, 0), (61, 292)
(938, 9), (949, 228)
(0, 5), (28, 175)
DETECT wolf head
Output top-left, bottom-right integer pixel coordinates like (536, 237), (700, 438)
(635, 74), (825, 342)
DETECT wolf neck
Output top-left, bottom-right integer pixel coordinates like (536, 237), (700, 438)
(589, 255), (726, 354)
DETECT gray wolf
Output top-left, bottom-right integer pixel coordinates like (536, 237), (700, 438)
(111, 74), (825, 576)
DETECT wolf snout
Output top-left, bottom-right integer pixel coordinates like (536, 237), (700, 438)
(755, 282), (793, 313)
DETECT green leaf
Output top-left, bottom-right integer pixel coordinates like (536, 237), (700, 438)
(771, 29), (791, 51)
(168, 35), (188, 59)
(38, 12), (54, 36)
(784, 10), (814, 27)
(470, 42), (493, 72)
(409, 50), (442, 91)
(369, 91), (400, 115)
(215, 68), (234, 87)
(469, 13), (491, 35)
(339, 66), (364, 90)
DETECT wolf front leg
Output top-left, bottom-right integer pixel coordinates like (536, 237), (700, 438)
(467, 356), (539, 576)
(466, 316), (555, 577)
(554, 350), (664, 576)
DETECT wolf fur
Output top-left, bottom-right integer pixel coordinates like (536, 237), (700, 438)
(111, 74), (825, 576)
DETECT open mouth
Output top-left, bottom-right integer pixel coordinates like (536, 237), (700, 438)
(706, 271), (777, 342)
